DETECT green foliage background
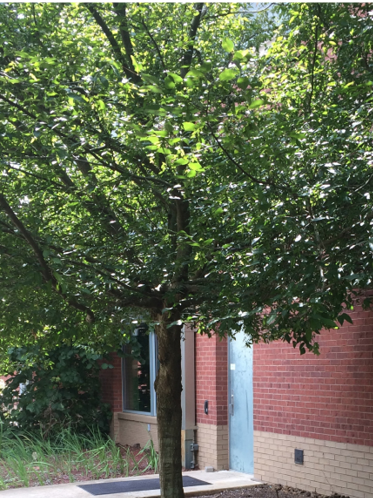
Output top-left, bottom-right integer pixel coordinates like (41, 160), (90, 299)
(0, 345), (112, 435)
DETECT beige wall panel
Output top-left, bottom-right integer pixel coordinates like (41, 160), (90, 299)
(254, 430), (373, 498)
(112, 412), (159, 452)
(196, 423), (228, 471)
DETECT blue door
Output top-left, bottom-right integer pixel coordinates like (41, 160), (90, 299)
(228, 329), (254, 473)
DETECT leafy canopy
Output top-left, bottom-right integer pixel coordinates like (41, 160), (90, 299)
(0, 3), (372, 357)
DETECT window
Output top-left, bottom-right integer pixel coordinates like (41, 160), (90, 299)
(122, 324), (158, 415)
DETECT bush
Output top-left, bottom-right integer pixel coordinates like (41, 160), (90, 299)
(0, 344), (112, 436)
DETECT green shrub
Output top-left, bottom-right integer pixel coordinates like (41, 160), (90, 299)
(0, 344), (112, 436)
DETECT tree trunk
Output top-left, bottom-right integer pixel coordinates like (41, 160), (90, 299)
(154, 311), (185, 498)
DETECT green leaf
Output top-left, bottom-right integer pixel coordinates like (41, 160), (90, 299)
(183, 122), (197, 132)
(142, 74), (161, 86)
(203, 238), (214, 246)
(147, 85), (163, 94)
(222, 38), (234, 53)
(237, 77), (250, 89)
(164, 76), (175, 89)
(289, 132), (306, 139)
(186, 169), (197, 178)
(248, 99), (265, 109)
(66, 93), (85, 103)
(130, 55), (142, 72)
(97, 99), (106, 110)
(219, 68), (239, 82)
(188, 162), (204, 171)
(266, 314), (277, 326)
(233, 49), (250, 61)
(186, 69), (205, 79)
(185, 77), (198, 88)
(337, 313), (353, 326)
(168, 72), (183, 83)
(322, 318), (339, 329)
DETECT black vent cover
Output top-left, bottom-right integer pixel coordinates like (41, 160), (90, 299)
(295, 449), (304, 464)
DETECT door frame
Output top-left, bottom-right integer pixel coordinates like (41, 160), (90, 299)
(228, 330), (254, 474)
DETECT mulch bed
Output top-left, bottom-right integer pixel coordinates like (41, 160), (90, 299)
(191, 485), (350, 498)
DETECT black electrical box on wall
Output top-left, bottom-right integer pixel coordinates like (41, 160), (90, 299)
(294, 449), (304, 464)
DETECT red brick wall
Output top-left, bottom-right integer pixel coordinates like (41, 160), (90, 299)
(99, 353), (122, 412)
(253, 306), (373, 446)
(195, 333), (228, 426)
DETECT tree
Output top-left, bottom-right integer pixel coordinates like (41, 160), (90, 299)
(0, 3), (372, 497)
(0, 4), (279, 496)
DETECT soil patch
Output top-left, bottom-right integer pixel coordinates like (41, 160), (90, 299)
(191, 485), (350, 498)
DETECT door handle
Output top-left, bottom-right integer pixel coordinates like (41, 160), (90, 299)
(230, 394), (234, 416)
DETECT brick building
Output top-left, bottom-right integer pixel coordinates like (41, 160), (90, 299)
(101, 304), (373, 498)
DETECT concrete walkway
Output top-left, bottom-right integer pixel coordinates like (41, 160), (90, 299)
(0, 470), (261, 498)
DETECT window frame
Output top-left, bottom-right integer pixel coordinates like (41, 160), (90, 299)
(121, 331), (158, 416)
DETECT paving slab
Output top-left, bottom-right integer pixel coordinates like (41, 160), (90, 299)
(0, 470), (261, 498)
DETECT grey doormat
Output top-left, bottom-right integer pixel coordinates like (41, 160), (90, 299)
(78, 476), (211, 495)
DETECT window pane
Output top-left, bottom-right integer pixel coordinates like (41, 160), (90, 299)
(123, 330), (151, 413)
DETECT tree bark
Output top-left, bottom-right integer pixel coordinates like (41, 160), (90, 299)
(154, 310), (185, 498)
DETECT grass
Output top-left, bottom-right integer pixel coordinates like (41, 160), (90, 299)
(0, 424), (158, 490)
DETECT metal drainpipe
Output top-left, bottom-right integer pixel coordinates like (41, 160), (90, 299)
(190, 432), (198, 469)
(181, 325), (196, 469)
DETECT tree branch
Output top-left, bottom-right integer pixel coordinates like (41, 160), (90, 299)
(307, 5), (321, 114)
(323, 211), (373, 249)
(113, 3), (139, 75)
(0, 194), (95, 322)
(2, 95), (171, 231)
(1, 94), (163, 187)
(1, 161), (66, 189)
(59, 253), (159, 299)
(0, 195), (53, 283)
(85, 4), (141, 84)
(237, 4), (274, 14)
(206, 121), (284, 189)
(180, 3), (205, 78)
(139, 12), (166, 71)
